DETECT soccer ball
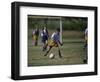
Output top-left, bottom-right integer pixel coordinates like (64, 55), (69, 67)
(49, 53), (55, 59)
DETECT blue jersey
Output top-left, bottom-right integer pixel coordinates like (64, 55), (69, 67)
(41, 29), (48, 43)
(51, 32), (60, 42)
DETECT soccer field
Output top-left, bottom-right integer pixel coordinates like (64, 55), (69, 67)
(28, 30), (87, 66)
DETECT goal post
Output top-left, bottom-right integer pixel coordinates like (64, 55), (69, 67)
(60, 17), (62, 43)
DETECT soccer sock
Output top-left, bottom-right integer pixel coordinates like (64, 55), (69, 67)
(59, 50), (62, 58)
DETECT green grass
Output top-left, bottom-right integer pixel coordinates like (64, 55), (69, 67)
(28, 38), (87, 66)
(28, 30), (87, 66)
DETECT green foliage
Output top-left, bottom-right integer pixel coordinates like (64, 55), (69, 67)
(28, 16), (87, 31)
(62, 18), (87, 31)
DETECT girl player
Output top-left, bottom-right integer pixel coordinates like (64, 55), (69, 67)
(41, 27), (49, 51)
(44, 28), (63, 58)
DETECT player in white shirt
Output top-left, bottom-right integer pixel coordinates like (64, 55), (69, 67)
(84, 28), (88, 49)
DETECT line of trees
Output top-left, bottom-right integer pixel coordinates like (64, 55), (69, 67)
(28, 17), (87, 31)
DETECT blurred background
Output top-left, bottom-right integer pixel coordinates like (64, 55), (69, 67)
(28, 15), (88, 66)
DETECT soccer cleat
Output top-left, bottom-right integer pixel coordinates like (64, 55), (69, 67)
(83, 59), (87, 63)
(44, 53), (47, 56)
(44, 52), (48, 56)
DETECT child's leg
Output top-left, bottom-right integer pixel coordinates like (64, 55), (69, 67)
(42, 42), (45, 51)
(84, 36), (88, 49)
(84, 40), (87, 49)
(83, 43), (88, 63)
(44, 46), (52, 56)
(57, 46), (62, 58)
(34, 40), (37, 46)
(34, 36), (38, 46)
(43, 41), (48, 51)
